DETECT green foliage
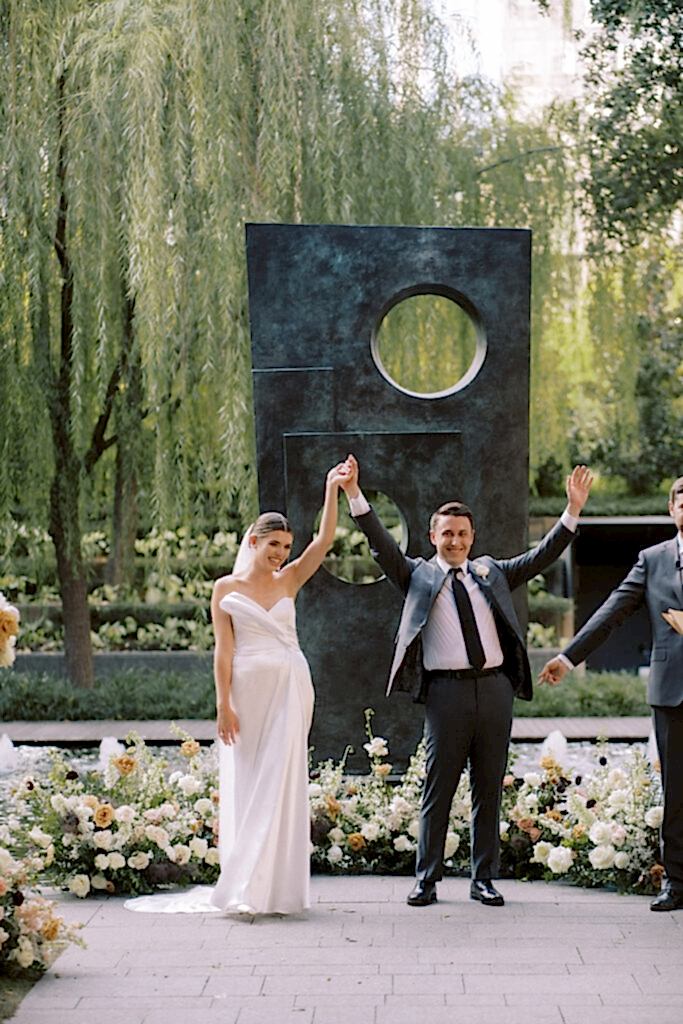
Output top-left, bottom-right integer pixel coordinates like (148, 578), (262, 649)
(515, 670), (649, 717)
(577, 0), (683, 244)
(0, 669), (215, 721)
(0, 667), (649, 722)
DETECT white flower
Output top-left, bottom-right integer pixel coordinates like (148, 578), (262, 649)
(114, 805), (136, 824)
(91, 874), (109, 890)
(168, 771), (182, 785)
(159, 802), (177, 819)
(108, 852), (125, 870)
(328, 827), (345, 844)
(524, 772), (541, 788)
(407, 819), (420, 839)
(327, 844), (343, 865)
(531, 841), (552, 865)
(127, 851), (151, 871)
(444, 832), (460, 858)
(93, 829), (114, 850)
(69, 874), (91, 898)
(361, 822), (380, 842)
(389, 796), (412, 818)
(363, 737), (389, 758)
(194, 798), (213, 817)
(499, 820), (510, 838)
(177, 775), (202, 797)
(614, 851), (630, 870)
(144, 825), (170, 848)
(0, 927), (9, 948)
(308, 783), (322, 797)
(28, 826), (53, 850)
(547, 846), (574, 874)
(645, 806), (664, 829)
(0, 848), (16, 874)
(172, 844), (191, 865)
(588, 821), (614, 846)
(588, 844), (616, 870)
(472, 562), (489, 578)
(205, 847), (220, 866)
(50, 794), (67, 815)
(14, 936), (34, 969)
(607, 789), (629, 811)
(189, 837), (208, 859)
(393, 835), (413, 853)
(94, 853), (110, 870)
(607, 769), (628, 788)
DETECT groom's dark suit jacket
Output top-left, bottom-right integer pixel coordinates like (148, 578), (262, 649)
(354, 508), (576, 703)
(564, 537), (683, 707)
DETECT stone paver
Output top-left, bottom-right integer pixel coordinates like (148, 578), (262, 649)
(8, 876), (683, 1024)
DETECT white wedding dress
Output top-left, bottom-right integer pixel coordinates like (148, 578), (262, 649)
(125, 592), (314, 916)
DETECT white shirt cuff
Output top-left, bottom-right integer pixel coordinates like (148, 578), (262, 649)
(348, 491), (371, 517)
(560, 509), (578, 533)
(557, 653), (575, 670)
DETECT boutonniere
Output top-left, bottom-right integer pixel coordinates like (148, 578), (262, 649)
(472, 562), (490, 579)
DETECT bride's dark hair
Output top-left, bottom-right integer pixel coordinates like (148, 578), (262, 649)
(252, 512), (291, 537)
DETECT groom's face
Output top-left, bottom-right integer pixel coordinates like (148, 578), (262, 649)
(430, 514), (475, 568)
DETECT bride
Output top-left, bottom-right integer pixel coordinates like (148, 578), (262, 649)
(125, 462), (346, 917)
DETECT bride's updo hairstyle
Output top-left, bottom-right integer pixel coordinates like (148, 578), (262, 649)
(252, 512), (291, 537)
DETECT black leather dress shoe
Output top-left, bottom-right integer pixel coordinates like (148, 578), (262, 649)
(650, 886), (683, 912)
(470, 879), (504, 906)
(406, 880), (437, 906)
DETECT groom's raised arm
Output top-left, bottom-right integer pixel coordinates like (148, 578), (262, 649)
(340, 454), (414, 595)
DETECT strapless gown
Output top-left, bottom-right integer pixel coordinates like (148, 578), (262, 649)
(125, 593), (314, 916)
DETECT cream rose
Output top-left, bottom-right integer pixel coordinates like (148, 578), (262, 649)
(69, 874), (91, 898)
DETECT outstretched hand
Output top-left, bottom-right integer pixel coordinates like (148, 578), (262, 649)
(566, 465), (593, 516)
(339, 453), (360, 498)
(538, 656), (570, 687)
(326, 462), (348, 490)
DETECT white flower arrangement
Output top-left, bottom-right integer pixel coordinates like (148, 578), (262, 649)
(472, 562), (490, 579)
(6, 711), (665, 899)
(10, 726), (220, 897)
(0, 847), (83, 973)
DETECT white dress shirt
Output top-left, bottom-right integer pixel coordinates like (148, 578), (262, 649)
(348, 490), (578, 672)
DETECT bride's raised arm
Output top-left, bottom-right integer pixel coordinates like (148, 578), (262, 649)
(285, 463), (346, 591)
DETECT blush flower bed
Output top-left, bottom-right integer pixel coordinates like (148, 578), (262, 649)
(4, 713), (664, 900)
(0, 848), (82, 975)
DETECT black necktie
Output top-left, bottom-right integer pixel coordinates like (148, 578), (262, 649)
(450, 567), (485, 670)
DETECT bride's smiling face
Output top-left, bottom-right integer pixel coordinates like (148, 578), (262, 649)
(251, 530), (293, 572)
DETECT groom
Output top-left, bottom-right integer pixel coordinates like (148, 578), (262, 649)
(340, 455), (592, 907)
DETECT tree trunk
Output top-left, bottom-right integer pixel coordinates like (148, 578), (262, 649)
(48, 69), (94, 688)
(49, 473), (93, 687)
(105, 297), (141, 588)
(105, 441), (139, 586)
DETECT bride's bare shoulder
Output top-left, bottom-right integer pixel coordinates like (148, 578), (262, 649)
(212, 574), (238, 599)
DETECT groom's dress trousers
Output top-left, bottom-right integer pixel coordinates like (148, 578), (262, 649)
(350, 493), (578, 881)
(560, 533), (683, 893)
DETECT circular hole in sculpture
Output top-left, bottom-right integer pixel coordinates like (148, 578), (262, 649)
(372, 292), (482, 398)
(314, 490), (408, 585)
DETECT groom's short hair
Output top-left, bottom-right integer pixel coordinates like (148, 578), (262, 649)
(430, 501), (475, 533)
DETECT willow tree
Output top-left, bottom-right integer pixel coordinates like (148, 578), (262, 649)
(0, 0), (505, 684)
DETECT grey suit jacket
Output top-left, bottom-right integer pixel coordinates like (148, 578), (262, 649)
(564, 537), (683, 707)
(354, 508), (576, 703)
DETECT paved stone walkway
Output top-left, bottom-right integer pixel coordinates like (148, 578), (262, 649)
(1, 716), (653, 744)
(9, 876), (683, 1024)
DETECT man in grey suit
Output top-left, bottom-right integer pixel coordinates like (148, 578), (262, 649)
(540, 476), (683, 912)
(340, 455), (593, 908)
